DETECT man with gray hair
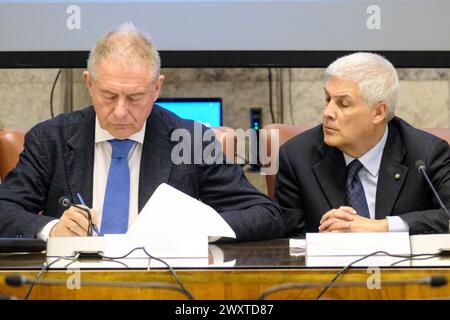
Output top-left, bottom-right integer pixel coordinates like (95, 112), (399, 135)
(276, 52), (449, 236)
(0, 23), (286, 241)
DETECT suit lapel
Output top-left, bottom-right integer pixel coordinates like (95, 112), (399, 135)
(375, 123), (408, 219)
(63, 108), (96, 207)
(138, 107), (174, 212)
(312, 143), (347, 209)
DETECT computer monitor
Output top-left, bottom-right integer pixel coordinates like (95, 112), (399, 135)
(155, 98), (222, 127)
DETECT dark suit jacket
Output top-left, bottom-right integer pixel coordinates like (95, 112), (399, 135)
(0, 105), (286, 241)
(275, 117), (449, 236)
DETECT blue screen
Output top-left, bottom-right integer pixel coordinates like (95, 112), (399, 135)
(156, 99), (222, 127)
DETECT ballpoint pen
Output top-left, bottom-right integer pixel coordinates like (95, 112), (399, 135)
(76, 193), (99, 235)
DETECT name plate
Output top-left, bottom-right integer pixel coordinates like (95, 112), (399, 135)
(306, 232), (411, 256)
(410, 234), (450, 255)
(46, 234), (208, 269)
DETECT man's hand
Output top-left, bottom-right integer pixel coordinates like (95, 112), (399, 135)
(50, 206), (98, 237)
(319, 206), (357, 227)
(319, 206), (388, 232)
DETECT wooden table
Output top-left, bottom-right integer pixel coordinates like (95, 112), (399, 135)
(1, 239), (449, 300)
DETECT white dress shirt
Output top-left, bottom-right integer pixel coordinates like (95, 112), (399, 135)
(37, 117), (146, 240)
(342, 126), (409, 232)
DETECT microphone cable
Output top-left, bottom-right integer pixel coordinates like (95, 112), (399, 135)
(316, 250), (442, 300)
(288, 68), (295, 125)
(49, 69), (61, 118)
(57, 254), (130, 270)
(258, 251), (442, 300)
(389, 253), (443, 267)
(99, 246), (194, 300)
(43, 246), (195, 300)
(23, 256), (64, 300)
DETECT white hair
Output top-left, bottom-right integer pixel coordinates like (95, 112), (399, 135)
(325, 52), (399, 121)
(87, 22), (161, 81)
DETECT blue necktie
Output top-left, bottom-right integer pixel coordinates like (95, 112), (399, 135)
(346, 159), (370, 218)
(100, 139), (135, 235)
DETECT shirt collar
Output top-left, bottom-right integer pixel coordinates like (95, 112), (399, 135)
(95, 116), (146, 144)
(343, 126), (389, 177)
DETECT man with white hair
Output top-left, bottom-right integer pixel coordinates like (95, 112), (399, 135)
(0, 23), (286, 241)
(275, 52), (449, 236)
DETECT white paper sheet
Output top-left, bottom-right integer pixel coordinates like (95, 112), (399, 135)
(127, 183), (236, 239)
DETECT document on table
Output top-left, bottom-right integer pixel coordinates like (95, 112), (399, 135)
(127, 183), (236, 240)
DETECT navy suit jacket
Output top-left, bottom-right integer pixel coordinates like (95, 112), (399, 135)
(275, 117), (449, 236)
(0, 105), (286, 241)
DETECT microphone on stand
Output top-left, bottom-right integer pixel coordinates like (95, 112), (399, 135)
(258, 275), (448, 300)
(415, 160), (450, 255)
(4, 274), (194, 300)
(415, 160), (449, 218)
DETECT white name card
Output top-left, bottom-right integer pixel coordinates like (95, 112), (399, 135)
(410, 234), (450, 255)
(306, 232), (411, 256)
(46, 234), (208, 269)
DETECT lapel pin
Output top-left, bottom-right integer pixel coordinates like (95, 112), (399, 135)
(394, 173), (401, 180)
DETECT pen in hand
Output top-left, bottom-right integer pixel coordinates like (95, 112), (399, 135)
(76, 193), (99, 235)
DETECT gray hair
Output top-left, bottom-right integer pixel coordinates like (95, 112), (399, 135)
(325, 52), (399, 121)
(87, 22), (161, 81)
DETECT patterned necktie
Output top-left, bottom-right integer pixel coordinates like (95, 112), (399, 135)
(346, 159), (370, 218)
(100, 139), (135, 235)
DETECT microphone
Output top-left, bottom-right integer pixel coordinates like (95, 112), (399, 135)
(258, 275), (448, 300)
(58, 196), (71, 208)
(415, 160), (449, 218)
(424, 275), (448, 287)
(5, 274), (26, 287)
(58, 196), (97, 236)
(4, 274), (194, 300)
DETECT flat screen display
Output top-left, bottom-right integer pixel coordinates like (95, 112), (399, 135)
(155, 98), (222, 127)
(1, 1), (449, 67)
